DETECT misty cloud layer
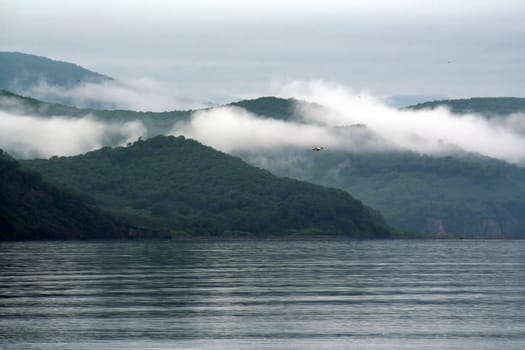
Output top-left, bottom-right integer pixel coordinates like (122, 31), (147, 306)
(172, 107), (353, 152)
(2, 80), (525, 165)
(23, 79), (211, 111)
(0, 111), (145, 159)
(279, 81), (525, 163)
(174, 81), (525, 165)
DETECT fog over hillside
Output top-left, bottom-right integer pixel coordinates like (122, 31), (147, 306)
(0, 52), (215, 111)
(0, 111), (145, 158)
(21, 79), (213, 112)
(175, 81), (525, 165)
(2, 80), (525, 165)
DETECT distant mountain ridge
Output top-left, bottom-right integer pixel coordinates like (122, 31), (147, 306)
(407, 97), (525, 117)
(0, 52), (112, 92)
(384, 95), (448, 108)
(0, 90), (301, 121)
(2, 51), (523, 117)
(0, 88), (192, 121)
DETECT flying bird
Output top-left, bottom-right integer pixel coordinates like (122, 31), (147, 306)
(311, 146), (324, 151)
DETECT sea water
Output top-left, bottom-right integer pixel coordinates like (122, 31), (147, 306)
(1, 239), (524, 349)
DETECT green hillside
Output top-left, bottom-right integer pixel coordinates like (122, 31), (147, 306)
(0, 52), (111, 91)
(0, 150), (168, 240)
(407, 97), (525, 117)
(241, 150), (525, 238)
(230, 97), (303, 121)
(5, 91), (525, 237)
(23, 136), (393, 238)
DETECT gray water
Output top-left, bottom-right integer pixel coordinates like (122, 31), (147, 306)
(1, 240), (524, 349)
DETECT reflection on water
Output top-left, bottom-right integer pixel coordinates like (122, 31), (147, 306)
(1, 240), (524, 349)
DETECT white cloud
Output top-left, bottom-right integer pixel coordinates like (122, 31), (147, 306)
(172, 106), (344, 152)
(171, 80), (525, 165)
(3, 0), (524, 98)
(23, 79), (210, 112)
(279, 81), (525, 164)
(0, 112), (145, 158)
(3, 79), (525, 165)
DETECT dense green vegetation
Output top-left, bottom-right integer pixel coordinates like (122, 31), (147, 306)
(241, 149), (525, 238)
(0, 52), (111, 91)
(0, 150), (169, 240)
(407, 97), (525, 117)
(230, 97), (303, 121)
(23, 136), (392, 238)
(4, 81), (525, 238)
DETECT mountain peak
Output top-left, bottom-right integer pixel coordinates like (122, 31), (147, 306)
(0, 51), (112, 92)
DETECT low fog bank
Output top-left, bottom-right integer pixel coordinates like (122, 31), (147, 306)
(172, 106), (391, 153)
(0, 111), (145, 159)
(20, 79), (215, 112)
(2, 80), (525, 165)
(173, 81), (525, 165)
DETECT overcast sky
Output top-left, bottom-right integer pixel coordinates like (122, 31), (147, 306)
(1, 0), (524, 99)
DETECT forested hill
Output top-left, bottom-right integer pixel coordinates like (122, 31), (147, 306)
(230, 97), (303, 121)
(7, 89), (525, 238)
(0, 89), (191, 120)
(0, 90), (301, 122)
(0, 150), (168, 240)
(0, 52), (111, 91)
(23, 136), (393, 238)
(245, 150), (525, 238)
(407, 97), (525, 116)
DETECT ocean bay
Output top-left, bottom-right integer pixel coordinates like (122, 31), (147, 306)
(1, 239), (524, 349)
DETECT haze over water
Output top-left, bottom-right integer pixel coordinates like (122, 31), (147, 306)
(1, 239), (524, 349)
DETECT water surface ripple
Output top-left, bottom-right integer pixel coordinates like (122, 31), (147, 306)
(1, 240), (524, 349)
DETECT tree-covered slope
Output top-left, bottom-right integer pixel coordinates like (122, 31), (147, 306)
(6, 90), (525, 237)
(241, 150), (525, 238)
(230, 97), (302, 121)
(23, 136), (392, 238)
(407, 97), (525, 117)
(0, 52), (111, 91)
(0, 150), (168, 240)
